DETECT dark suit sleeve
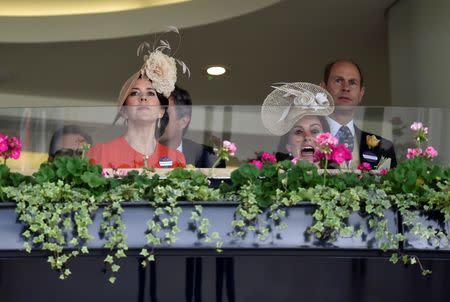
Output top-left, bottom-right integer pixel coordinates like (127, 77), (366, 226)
(379, 138), (397, 168)
(199, 145), (224, 168)
(182, 139), (224, 168)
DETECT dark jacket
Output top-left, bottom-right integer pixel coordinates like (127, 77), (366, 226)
(182, 138), (224, 168)
(355, 126), (397, 168)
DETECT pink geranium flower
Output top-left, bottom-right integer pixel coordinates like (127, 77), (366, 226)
(0, 134), (8, 153)
(223, 140), (237, 156)
(249, 160), (263, 169)
(410, 122), (424, 131)
(424, 146), (438, 159)
(357, 162), (372, 171)
(316, 132), (338, 148)
(261, 152), (277, 163)
(329, 144), (352, 165)
(379, 169), (389, 176)
(0, 134), (23, 161)
(10, 149), (21, 160)
(406, 147), (422, 159)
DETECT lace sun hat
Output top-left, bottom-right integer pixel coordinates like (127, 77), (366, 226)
(261, 82), (334, 136)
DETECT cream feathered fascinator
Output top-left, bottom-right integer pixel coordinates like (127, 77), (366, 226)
(114, 26), (190, 123)
(136, 26), (190, 98)
(117, 26), (189, 106)
(261, 82), (334, 135)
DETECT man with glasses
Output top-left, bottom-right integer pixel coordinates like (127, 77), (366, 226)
(320, 59), (397, 169)
(48, 125), (93, 161)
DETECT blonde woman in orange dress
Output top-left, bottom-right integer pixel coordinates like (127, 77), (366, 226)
(88, 43), (187, 169)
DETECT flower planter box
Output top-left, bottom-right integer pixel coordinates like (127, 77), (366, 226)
(0, 201), (398, 253)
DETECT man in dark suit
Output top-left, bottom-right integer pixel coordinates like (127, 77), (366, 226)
(159, 85), (219, 168)
(320, 59), (397, 168)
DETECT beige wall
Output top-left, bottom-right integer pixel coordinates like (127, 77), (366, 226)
(387, 0), (450, 165)
(388, 0), (450, 107)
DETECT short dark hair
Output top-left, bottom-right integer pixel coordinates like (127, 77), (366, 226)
(171, 85), (192, 118)
(170, 85), (192, 135)
(48, 125), (93, 159)
(155, 91), (170, 139)
(323, 59), (364, 87)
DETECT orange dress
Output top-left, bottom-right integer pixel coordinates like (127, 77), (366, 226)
(87, 136), (186, 169)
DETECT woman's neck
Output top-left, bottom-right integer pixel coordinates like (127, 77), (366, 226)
(124, 122), (158, 155)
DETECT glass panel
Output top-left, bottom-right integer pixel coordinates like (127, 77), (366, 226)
(0, 105), (448, 173)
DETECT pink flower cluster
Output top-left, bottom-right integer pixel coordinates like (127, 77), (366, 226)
(410, 121), (429, 143)
(261, 152), (277, 163)
(101, 169), (129, 178)
(316, 133), (338, 151)
(0, 134), (22, 161)
(223, 140), (237, 156)
(249, 152), (277, 170)
(406, 147), (422, 159)
(357, 162), (372, 171)
(249, 160), (263, 169)
(410, 122), (428, 133)
(313, 132), (352, 165)
(406, 122), (438, 160)
(406, 146), (438, 159)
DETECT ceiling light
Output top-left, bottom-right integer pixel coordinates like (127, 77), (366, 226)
(206, 66), (226, 76)
(0, 0), (190, 17)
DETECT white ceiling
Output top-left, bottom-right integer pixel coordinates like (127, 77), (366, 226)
(0, 0), (396, 107)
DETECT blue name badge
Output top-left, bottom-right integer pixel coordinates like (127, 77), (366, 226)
(362, 151), (378, 162)
(159, 156), (173, 168)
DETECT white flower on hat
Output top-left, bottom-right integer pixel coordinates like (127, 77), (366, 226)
(315, 92), (329, 106)
(143, 50), (177, 98)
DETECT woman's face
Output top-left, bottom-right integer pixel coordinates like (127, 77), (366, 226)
(123, 78), (163, 122)
(285, 115), (324, 162)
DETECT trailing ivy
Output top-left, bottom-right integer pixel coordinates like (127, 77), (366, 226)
(4, 181), (97, 279)
(0, 152), (449, 281)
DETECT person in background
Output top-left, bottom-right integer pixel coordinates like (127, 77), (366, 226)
(48, 125), (93, 161)
(320, 59), (397, 168)
(159, 85), (220, 168)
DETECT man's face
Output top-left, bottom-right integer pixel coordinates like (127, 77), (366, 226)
(321, 61), (365, 108)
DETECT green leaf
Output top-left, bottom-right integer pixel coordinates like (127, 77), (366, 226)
(389, 253), (398, 264)
(81, 172), (107, 188)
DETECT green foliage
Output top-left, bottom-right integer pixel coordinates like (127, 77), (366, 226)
(1, 155), (450, 281)
(0, 164), (30, 200)
(33, 156), (107, 192)
(3, 181), (97, 279)
(383, 157), (450, 194)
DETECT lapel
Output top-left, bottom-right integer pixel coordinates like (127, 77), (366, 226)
(355, 126), (381, 166)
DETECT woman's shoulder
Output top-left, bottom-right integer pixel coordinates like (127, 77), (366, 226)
(87, 136), (128, 159)
(89, 136), (126, 151)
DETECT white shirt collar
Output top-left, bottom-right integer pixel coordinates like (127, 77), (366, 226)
(325, 116), (356, 137)
(176, 141), (183, 152)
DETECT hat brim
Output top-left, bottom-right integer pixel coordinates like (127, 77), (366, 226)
(261, 82), (334, 136)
